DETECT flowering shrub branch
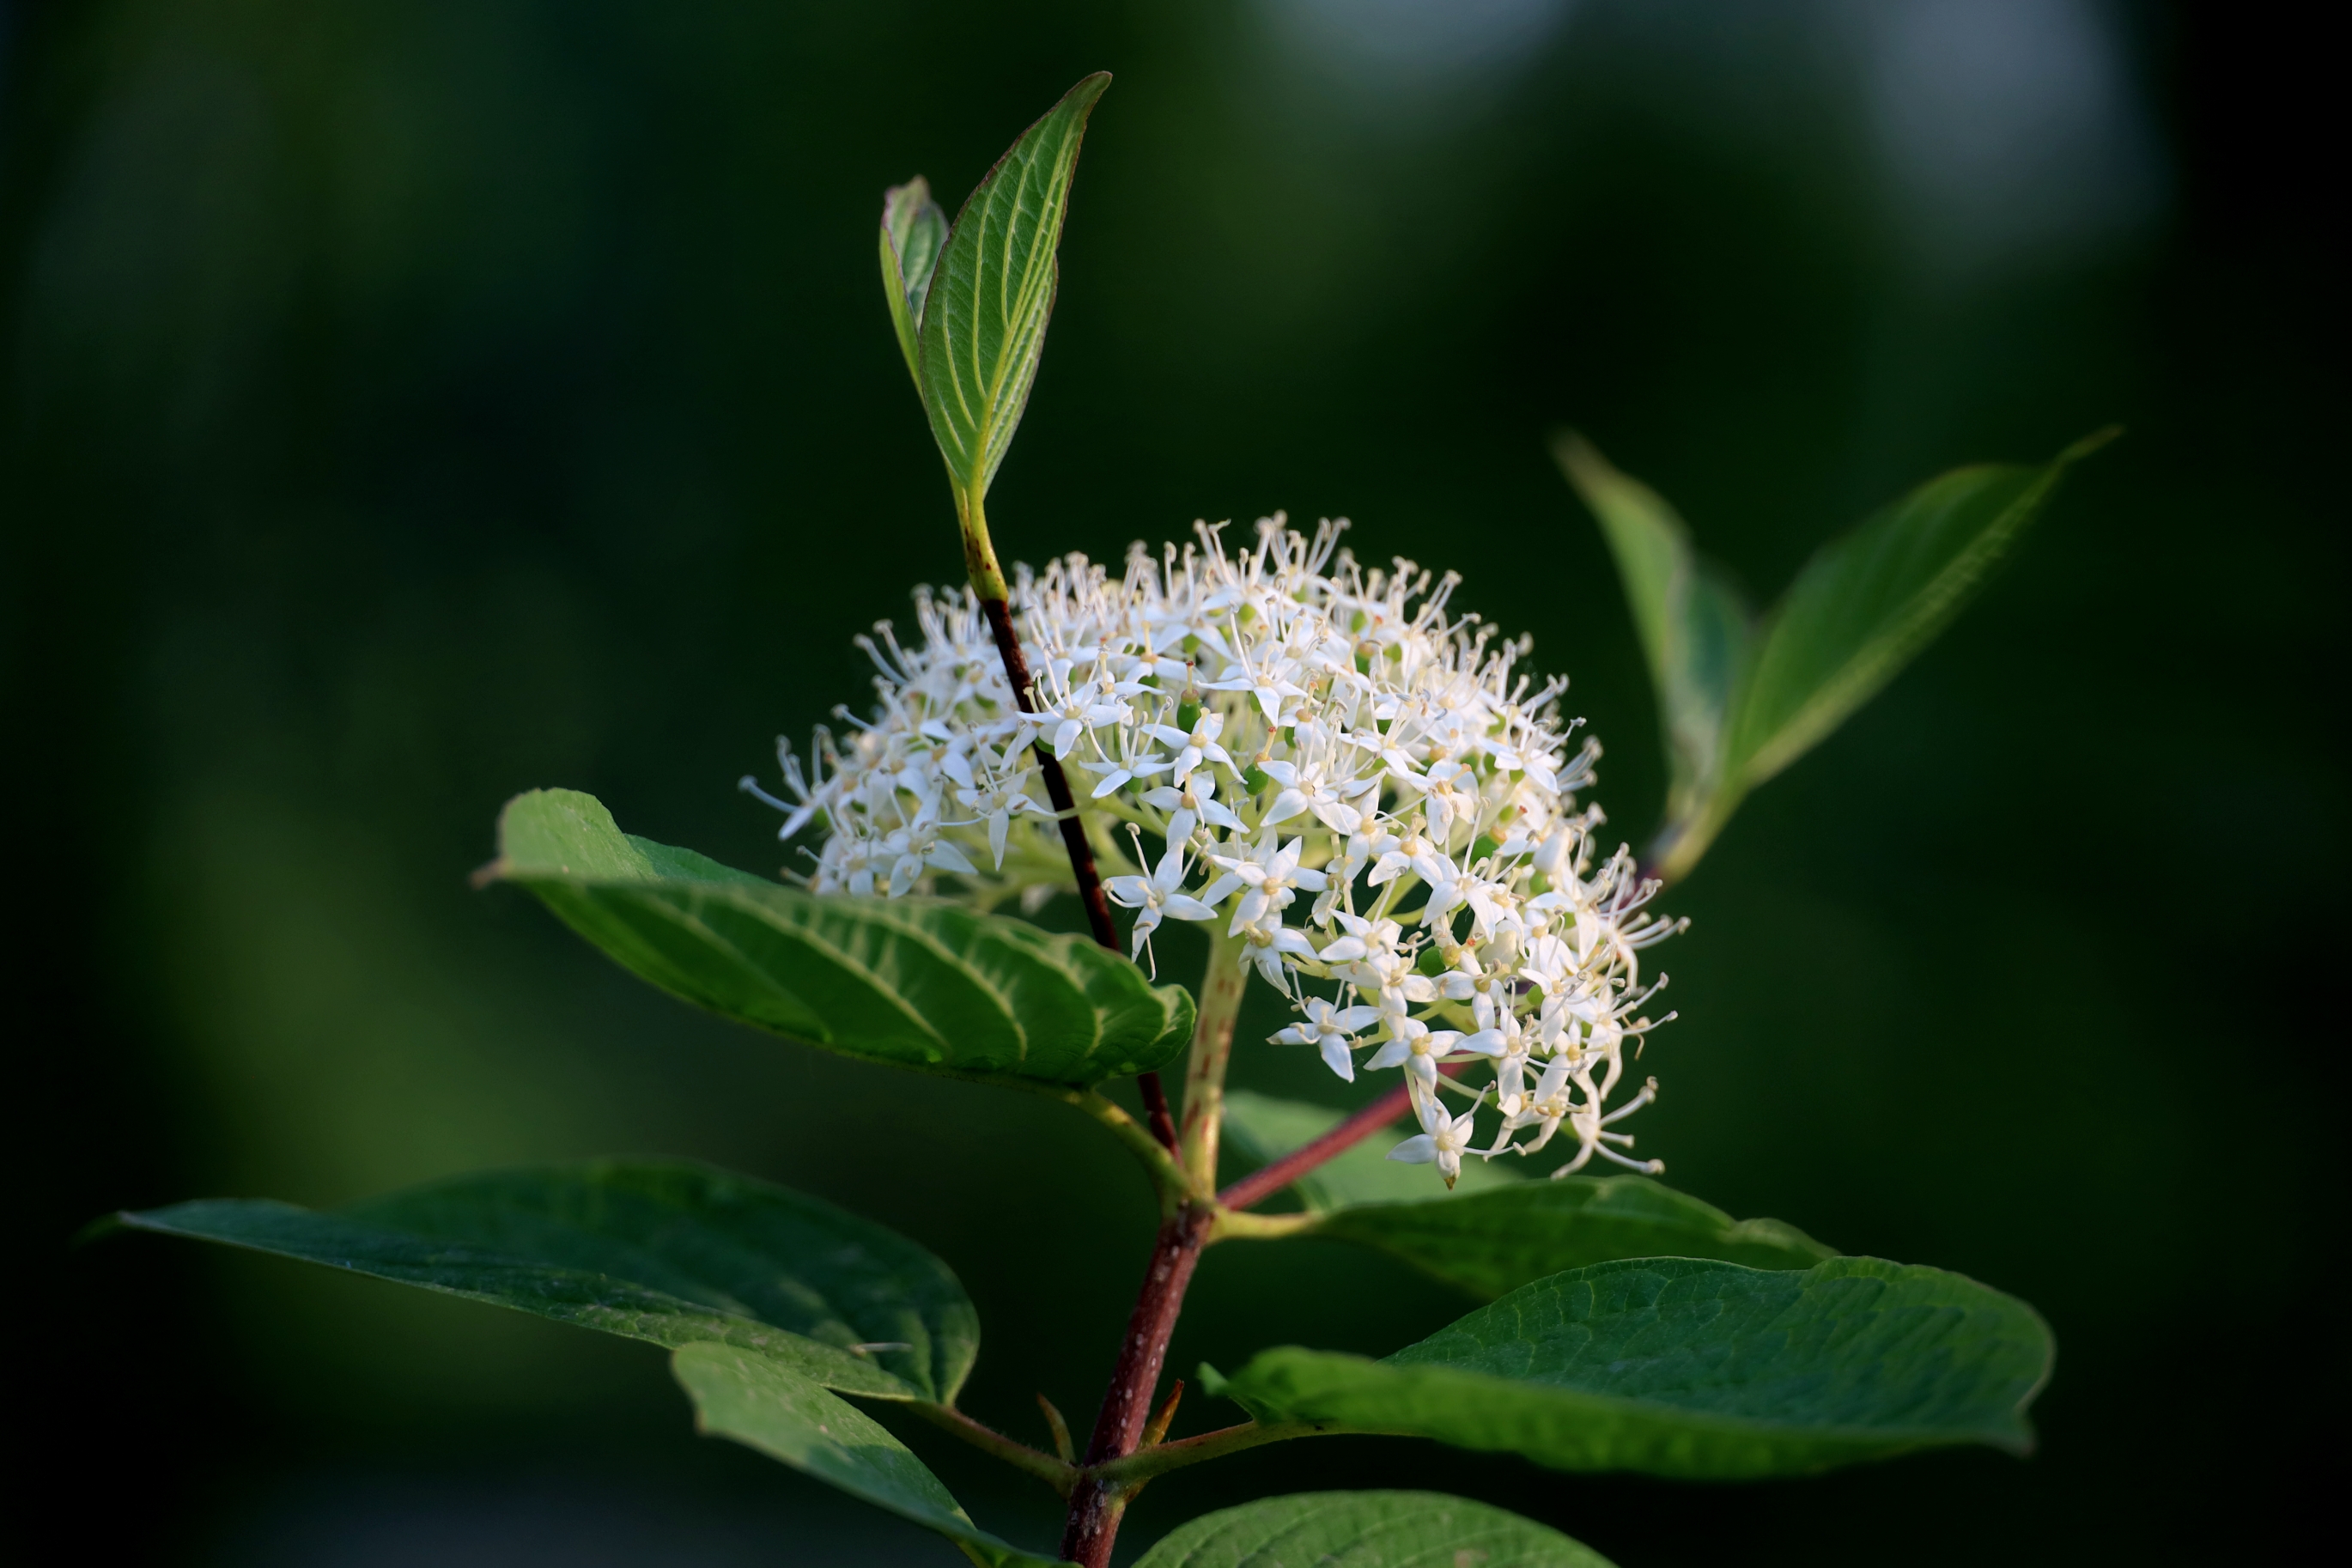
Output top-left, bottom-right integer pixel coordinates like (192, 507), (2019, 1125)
(104, 72), (2097, 1568)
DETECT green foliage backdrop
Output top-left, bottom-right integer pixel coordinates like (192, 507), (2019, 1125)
(6, 2), (2338, 1563)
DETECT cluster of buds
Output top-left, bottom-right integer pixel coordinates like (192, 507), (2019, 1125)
(744, 516), (1683, 1185)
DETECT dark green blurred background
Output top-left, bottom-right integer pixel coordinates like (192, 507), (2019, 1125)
(6, 2), (2341, 1563)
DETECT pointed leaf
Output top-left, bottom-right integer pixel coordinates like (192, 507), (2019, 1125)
(486, 789), (1194, 1085)
(1312, 1176), (1834, 1298)
(1728, 430), (2115, 787)
(1555, 433), (1753, 831)
(674, 1346), (1071, 1568)
(918, 73), (1109, 509)
(1133, 1491), (1615, 1568)
(118, 1158), (977, 1401)
(880, 177), (950, 383)
(1204, 1256), (2052, 1479)
(1220, 1089), (1523, 1212)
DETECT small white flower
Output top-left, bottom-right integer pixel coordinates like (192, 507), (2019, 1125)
(1103, 842), (1218, 961)
(1147, 707), (1233, 786)
(1387, 1091), (1485, 1188)
(1140, 773), (1240, 844)
(955, 767), (1045, 868)
(1206, 830), (1328, 933)
(1237, 916), (1317, 988)
(1361, 1016), (1462, 1094)
(1271, 996), (1383, 1081)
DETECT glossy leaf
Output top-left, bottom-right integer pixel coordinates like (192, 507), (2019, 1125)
(1133, 1491), (1615, 1568)
(118, 1158), (976, 1401)
(1314, 1176), (1833, 1298)
(1220, 1089), (1522, 1211)
(1728, 430), (2115, 788)
(486, 789), (1194, 1085)
(1204, 1256), (2052, 1478)
(918, 73), (1109, 511)
(675, 1346), (1070, 1568)
(880, 176), (950, 383)
(1555, 432), (1752, 843)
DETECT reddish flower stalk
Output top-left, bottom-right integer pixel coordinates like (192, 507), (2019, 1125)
(1218, 1081), (1413, 1212)
(1217, 1059), (1468, 1212)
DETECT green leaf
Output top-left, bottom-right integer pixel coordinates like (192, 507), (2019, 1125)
(1203, 1256), (2052, 1479)
(881, 176), (950, 384)
(1554, 432), (1753, 844)
(487, 788), (1194, 1085)
(1132, 1491), (1616, 1568)
(118, 1158), (977, 1402)
(918, 73), (1109, 513)
(674, 1346), (1071, 1568)
(1313, 1176), (1834, 1298)
(1221, 1090), (1522, 1212)
(1727, 429), (2117, 789)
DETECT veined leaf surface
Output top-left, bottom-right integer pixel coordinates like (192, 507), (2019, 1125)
(880, 176), (949, 383)
(1728, 431), (2114, 787)
(1133, 1491), (1615, 1568)
(118, 1159), (978, 1401)
(1556, 432), (1752, 835)
(917, 73), (1109, 511)
(676, 1346), (1072, 1568)
(1205, 1256), (2052, 1478)
(486, 789), (1194, 1085)
(1315, 1176), (1833, 1298)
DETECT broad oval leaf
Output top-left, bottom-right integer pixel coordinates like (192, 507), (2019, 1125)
(488, 789), (1194, 1085)
(1133, 1491), (1615, 1568)
(1313, 1176), (1834, 1298)
(118, 1158), (977, 1402)
(1727, 430), (2115, 788)
(674, 1346), (1071, 1568)
(1202, 1256), (2052, 1479)
(918, 73), (1109, 509)
(880, 176), (950, 384)
(1555, 432), (1753, 821)
(1221, 1089), (1522, 1212)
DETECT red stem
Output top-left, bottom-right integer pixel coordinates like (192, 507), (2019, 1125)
(1060, 1205), (1212, 1566)
(976, 595), (1180, 1155)
(1059, 1066), (1467, 1562)
(1218, 1084), (1409, 1211)
(1218, 1061), (1468, 1212)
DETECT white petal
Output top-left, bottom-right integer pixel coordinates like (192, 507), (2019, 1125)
(1456, 1029), (1510, 1058)
(1310, 799), (1362, 834)
(1386, 1133), (1437, 1164)
(1319, 1034), (1357, 1081)
(1103, 876), (1155, 908)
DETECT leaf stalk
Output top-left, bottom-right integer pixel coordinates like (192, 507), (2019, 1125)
(911, 1401), (1076, 1496)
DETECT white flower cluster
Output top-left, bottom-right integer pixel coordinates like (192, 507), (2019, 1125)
(744, 516), (1684, 1185)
